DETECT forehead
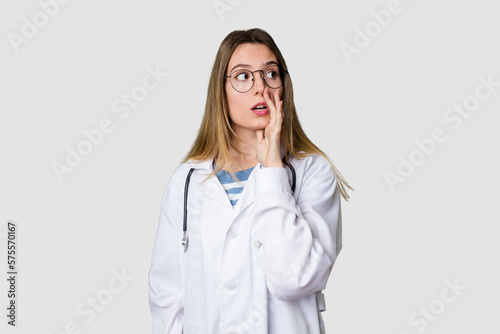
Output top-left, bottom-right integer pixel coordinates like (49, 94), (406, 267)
(227, 43), (278, 69)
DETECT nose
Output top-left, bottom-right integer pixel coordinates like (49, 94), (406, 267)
(252, 71), (266, 95)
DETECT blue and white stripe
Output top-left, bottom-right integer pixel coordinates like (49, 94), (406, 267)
(215, 166), (255, 207)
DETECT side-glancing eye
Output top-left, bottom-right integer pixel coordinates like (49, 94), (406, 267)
(265, 70), (279, 80)
(235, 71), (251, 81)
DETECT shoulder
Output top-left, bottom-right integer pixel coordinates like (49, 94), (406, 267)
(159, 160), (205, 211)
(170, 158), (211, 179)
(291, 153), (337, 186)
(161, 160), (197, 193)
(170, 162), (194, 181)
(292, 152), (334, 174)
(164, 158), (213, 193)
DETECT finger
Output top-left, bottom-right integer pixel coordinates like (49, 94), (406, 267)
(277, 100), (283, 125)
(274, 90), (283, 122)
(274, 89), (279, 105)
(263, 86), (272, 107)
(268, 89), (282, 130)
(263, 87), (276, 125)
(269, 86), (276, 105)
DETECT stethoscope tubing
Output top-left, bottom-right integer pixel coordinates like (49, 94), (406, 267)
(182, 155), (295, 250)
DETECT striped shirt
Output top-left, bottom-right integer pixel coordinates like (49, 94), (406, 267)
(215, 164), (256, 207)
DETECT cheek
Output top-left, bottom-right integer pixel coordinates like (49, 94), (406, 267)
(225, 85), (236, 110)
(225, 85), (243, 120)
(226, 87), (248, 109)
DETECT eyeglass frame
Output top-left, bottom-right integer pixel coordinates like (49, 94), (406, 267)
(224, 65), (288, 93)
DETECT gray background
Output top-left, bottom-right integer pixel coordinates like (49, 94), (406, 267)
(1, 0), (499, 333)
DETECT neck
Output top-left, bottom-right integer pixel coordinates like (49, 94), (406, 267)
(216, 127), (258, 172)
(230, 125), (260, 160)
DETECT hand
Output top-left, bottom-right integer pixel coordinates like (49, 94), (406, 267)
(255, 87), (284, 168)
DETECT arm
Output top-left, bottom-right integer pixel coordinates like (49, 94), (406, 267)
(149, 179), (184, 334)
(252, 155), (342, 301)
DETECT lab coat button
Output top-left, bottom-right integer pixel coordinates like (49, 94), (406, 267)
(226, 282), (237, 291)
(227, 229), (237, 239)
(253, 240), (261, 248)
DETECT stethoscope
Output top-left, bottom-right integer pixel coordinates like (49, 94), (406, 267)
(181, 155), (296, 250)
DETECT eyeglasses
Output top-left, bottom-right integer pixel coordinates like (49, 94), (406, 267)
(225, 65), (286, 93)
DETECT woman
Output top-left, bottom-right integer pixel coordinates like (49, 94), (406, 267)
(149, 28), (351, 334)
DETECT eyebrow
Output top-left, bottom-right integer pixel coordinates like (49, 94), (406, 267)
(229, 60), (279, 73)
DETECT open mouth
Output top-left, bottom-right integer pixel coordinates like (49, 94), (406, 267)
(251, 102), (268, 111)
(252, 105), (268, 111)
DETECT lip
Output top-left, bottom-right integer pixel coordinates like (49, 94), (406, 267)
(251, 102), (269, 116)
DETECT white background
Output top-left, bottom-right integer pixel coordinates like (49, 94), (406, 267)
(1, 0), (499, 333)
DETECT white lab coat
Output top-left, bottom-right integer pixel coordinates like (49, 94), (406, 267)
(149, 148), (343, 334)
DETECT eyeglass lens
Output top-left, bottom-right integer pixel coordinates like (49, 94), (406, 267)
(229, 66), (282, 92)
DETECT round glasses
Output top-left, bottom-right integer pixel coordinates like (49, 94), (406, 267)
(225, 66), (286, 93)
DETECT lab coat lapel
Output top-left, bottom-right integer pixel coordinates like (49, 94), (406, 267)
(214, 161), (261, 236)
(186, 140), (284, 233)
(232, 162), (259, 215)
(186, 157), (233, 209)
(225, 141), (286, 227)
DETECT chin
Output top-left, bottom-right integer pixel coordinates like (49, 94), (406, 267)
(254, 119), (270, 129)
(232, 117), (270, 133)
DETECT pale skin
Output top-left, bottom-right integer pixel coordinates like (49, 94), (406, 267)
(221, 43), (284, 172)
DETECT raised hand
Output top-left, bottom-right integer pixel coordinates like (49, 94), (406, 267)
(255, 87), (284, 168)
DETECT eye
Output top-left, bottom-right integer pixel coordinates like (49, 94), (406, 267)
(234, 71), (251, 81)
(265, 69), (279, 80)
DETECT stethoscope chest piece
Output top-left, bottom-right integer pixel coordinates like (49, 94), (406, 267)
(181, 231), (189, 252)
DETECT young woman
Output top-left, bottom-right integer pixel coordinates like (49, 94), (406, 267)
(149, 28), (351, 334)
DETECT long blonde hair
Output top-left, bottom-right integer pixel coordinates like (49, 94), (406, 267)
(182, 28), (352, 201)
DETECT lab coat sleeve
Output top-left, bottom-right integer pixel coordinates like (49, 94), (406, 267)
(252, 155), (342, 301)
(148, 178), (184, 334)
